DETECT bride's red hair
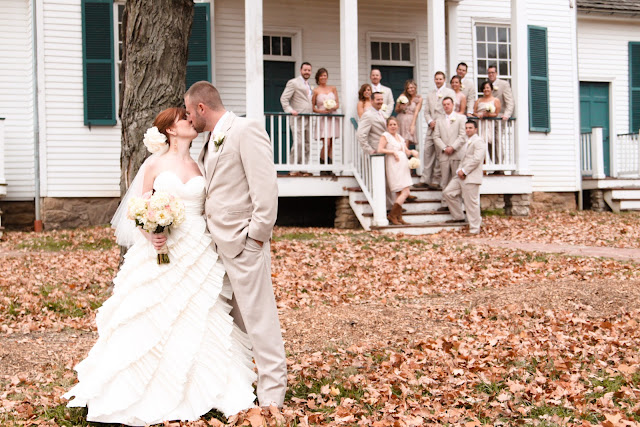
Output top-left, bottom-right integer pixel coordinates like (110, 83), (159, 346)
(153, 107), (188, 140)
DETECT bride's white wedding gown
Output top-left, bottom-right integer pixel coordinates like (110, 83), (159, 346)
(63, 170), (257, 426)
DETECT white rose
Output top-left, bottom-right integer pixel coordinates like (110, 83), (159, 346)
(143, 126), (168, 154)
(408, 157), (420, 169)
(323, 99), (337, 110)
(397, 95), (409, 104)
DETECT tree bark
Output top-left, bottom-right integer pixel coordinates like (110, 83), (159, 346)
(119, 0), (194, 195)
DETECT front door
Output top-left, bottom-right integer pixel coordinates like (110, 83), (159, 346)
(372, 65), (414, 116)
(264, 61), (295, 164)
(580, 82), (610, 176)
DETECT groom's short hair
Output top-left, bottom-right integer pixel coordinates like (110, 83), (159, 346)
(185, 81), (224, 111)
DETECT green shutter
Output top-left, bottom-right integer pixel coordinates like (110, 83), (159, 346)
(186, 3), (211, 89)
(528, 26), (550, 132)
(82, 0), (115, 126)
(630, 42), (640, 133)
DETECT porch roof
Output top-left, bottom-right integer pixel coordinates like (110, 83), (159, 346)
(577, 0), (640, 16)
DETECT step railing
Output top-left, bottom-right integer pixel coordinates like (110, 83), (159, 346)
(580, 131), (593, 176)
(265, 112), (345, 174)
(350, 118), (388, 226)
(615, 131), (640, 177)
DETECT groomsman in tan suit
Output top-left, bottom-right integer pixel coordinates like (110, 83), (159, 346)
(487, 65), (514, 120)
(443, 120), (486, 234)
(184, 81), (287, 408)
(433, 97), (466, 193)
(357, 92), (387, 154)
(280, 62), (313, 166)
(369, 69), (394, 118)
(415, 71), (456, 190)
(455, 62), (476, 116)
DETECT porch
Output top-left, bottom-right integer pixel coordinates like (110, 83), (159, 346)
(580, 127), (640, 212)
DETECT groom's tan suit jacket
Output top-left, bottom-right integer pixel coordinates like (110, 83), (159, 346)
(280, 76), (312, 114)
(198, 112), (278, 259)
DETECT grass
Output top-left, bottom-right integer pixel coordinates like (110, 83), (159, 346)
(18, 236), (72, 251)
(273, 232), (318, 241)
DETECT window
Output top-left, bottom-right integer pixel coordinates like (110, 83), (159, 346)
(263, 35), (293, 58)
(528, 26), (550, 132)
(630, 42), (640, 133)
(82, 0), (116, 125)
(84, 2), (211, 126)
(370, 41), (411, 63)
(475, 25), (511, 92)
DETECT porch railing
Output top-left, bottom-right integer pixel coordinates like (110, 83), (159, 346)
(615, 132), (640, 177)
(579, 127), (605, 179)
(265, 112), (345, 174)
(472, 117), (516, 172)
(349, 118), (388, 226)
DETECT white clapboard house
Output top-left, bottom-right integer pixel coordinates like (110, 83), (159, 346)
(1, 0), (639, 235)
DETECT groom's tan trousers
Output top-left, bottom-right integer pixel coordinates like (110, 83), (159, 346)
(219, 237), (287, 407)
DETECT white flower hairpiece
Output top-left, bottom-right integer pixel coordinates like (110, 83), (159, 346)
(143, 126), (168, 154)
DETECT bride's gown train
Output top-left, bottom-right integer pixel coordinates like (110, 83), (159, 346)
(63, 171), (257, 426)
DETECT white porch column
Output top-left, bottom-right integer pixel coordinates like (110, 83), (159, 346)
(245, 0), (264, 120)
(446, 1), (459, 79)
(511, 0), (530, 174)
(428, 0), (446, 79)
(340, 0), (358, 166)
(0, 118), (6, 198)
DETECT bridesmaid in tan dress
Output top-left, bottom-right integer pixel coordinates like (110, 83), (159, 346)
(377, 117), (419, 225)
(395, 79), (423, 148)
(311, 68), (340, 165)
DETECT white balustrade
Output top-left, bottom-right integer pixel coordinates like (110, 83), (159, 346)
(614, 132), (640, 177)
(475, 117), (516, 172)
(580, 132), (592, 176)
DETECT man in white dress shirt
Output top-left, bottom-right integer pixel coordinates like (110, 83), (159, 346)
(369, 68), (394, 118)
(455, 62), (476, 116)
(280, 62), (313, 168)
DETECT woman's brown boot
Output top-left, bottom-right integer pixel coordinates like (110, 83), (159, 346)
(397, 206), (408, 225)
(387, 203), (403, 225)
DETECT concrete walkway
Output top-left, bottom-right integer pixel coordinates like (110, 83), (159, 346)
(466, 238), (640, 263)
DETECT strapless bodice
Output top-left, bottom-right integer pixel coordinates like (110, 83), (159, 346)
(153, 170), (206, 216)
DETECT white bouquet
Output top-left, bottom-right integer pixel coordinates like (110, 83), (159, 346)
(127, 190), (186, 264)
(408, 157), (420, 169)
(486, 104), (496, 113)
(323, 99), (337, 110)
(143, 126), (168, 154)
(397, 95), (409, 104)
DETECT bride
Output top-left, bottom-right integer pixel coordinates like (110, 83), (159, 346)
(63, 107), (257, 425)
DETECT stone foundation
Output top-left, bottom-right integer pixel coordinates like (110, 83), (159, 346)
(334, 196), (360, 229)
(504, 194), (531, 216)
(42, 197), (120, 230)
(0, 200), (36, 230)
(531, 192), (577, 211)
(589, 189), (607, 212)
(480, 194), (505, 211)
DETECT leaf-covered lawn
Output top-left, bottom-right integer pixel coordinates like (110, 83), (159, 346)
(1, 210), (639, 426)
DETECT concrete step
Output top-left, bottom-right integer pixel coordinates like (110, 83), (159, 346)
(371, 221), (467, 235)
(618, 200), (640, 210)
(355, 199), (443, 213)
(364, 209), (453, 223)
(609, 188), (640, 199)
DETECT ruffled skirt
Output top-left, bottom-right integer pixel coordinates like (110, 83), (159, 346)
(63, 215), (257, 426)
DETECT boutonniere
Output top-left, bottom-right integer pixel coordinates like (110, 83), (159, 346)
(212, 132), (226, 152)
(461, 84), (465, 90)
(438, 93), (443, 98)
(450, 116), (456, 122)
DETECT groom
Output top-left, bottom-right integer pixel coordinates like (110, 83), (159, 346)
(183, 81), (287, 408)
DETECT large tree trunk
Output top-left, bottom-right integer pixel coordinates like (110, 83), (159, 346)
(119, 0), (194, 195)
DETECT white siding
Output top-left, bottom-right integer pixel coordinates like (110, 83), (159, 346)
(214, 0), (246, 114)
(456, 0), (580, 192)
(0, 0), (35, 200)
(577, 16), (640, 138)
(41, 0), (121, 198)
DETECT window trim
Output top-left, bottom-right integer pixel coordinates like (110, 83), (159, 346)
(366, 32), (417, 69)
(263, 27), (302, 64)
(471, 19), (512, 95)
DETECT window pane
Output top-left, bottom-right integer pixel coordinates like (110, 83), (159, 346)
(401, 43), (410, 61)
(282, 36), (292, 56)
(478, 60), (487, 75)
(488, 43), (497, 59)
(381, 42), (390, 60)
(263, 36), (270, 55)
(487, 27), (496, 42)
(271, 36), (281, 56)
(476, 26), (485, 42)
(477, 43), (486, 58)
(499, 61), (509, 76)
(498, 43), (508, 59)
(391, 42), (400, 61)
(371, 42), (380, 60)
(498, 27), (508, 43)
